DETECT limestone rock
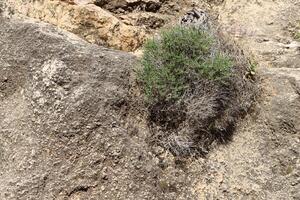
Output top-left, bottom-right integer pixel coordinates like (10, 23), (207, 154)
(5, 0), (147, 51)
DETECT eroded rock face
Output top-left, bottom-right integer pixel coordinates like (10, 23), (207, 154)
(193, 0), (300, 198)
(94, 0), (162, 13)
(1, 1), (299, 199)
(0, 16), (202, 200)
(0, 15), (131, 199)
(4, 0), (183, 51)
(5, 0), (148, 51)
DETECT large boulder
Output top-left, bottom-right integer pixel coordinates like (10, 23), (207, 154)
(0, 15), (202, 200)
(0, 16), (137, 199)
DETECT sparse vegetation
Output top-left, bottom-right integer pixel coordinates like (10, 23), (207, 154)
(138, 26), (232, 103)
(295, 31), (300, 41)
(292, 20), (300, 41)
(137, 25), (256, 156)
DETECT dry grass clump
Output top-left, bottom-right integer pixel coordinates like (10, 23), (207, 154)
(138, 26), (256, 156)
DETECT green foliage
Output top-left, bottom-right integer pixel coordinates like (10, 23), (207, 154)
(295, 32), (300, 41)
(138, 26), (232, 102)
(293, 21), (300, 41)
(247, 57), (257, 77)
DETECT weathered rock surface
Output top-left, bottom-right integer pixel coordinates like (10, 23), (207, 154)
(0, 15), (134, 199)
(5, 0), (149, 51)
(1, 0), (299, 199)
(194, 0), (300, 198)
(0, 15), (203, 200)
(180, 9), (209, 30)
(4, 0), (188, 51)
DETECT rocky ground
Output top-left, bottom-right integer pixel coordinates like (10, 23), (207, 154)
(0, 0), (299, 199)
(197, 0), (300, 198)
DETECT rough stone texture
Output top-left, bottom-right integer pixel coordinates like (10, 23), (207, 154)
(0, 0), (300, 199)
(95, 0), (162, 13)
(194, 0), (300, 198)
(5, 0), (148, 51)
(180, 9), (209, 30)
(4, 0), (191, 51)
(0, 15), (204, 200)
(3, 0), (212, 52)
(0, 15), (133, 199)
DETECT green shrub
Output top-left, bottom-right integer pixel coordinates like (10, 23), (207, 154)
(295, 32), (300, 41)
(293, 21), (300, 41)
(138, 26), (232, 103)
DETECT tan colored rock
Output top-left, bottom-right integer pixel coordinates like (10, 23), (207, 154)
(119, 12), (167, 29)
(6, 0), (147, 51)
(4, 0), (192, 51)
(74, 0), (95, 5)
